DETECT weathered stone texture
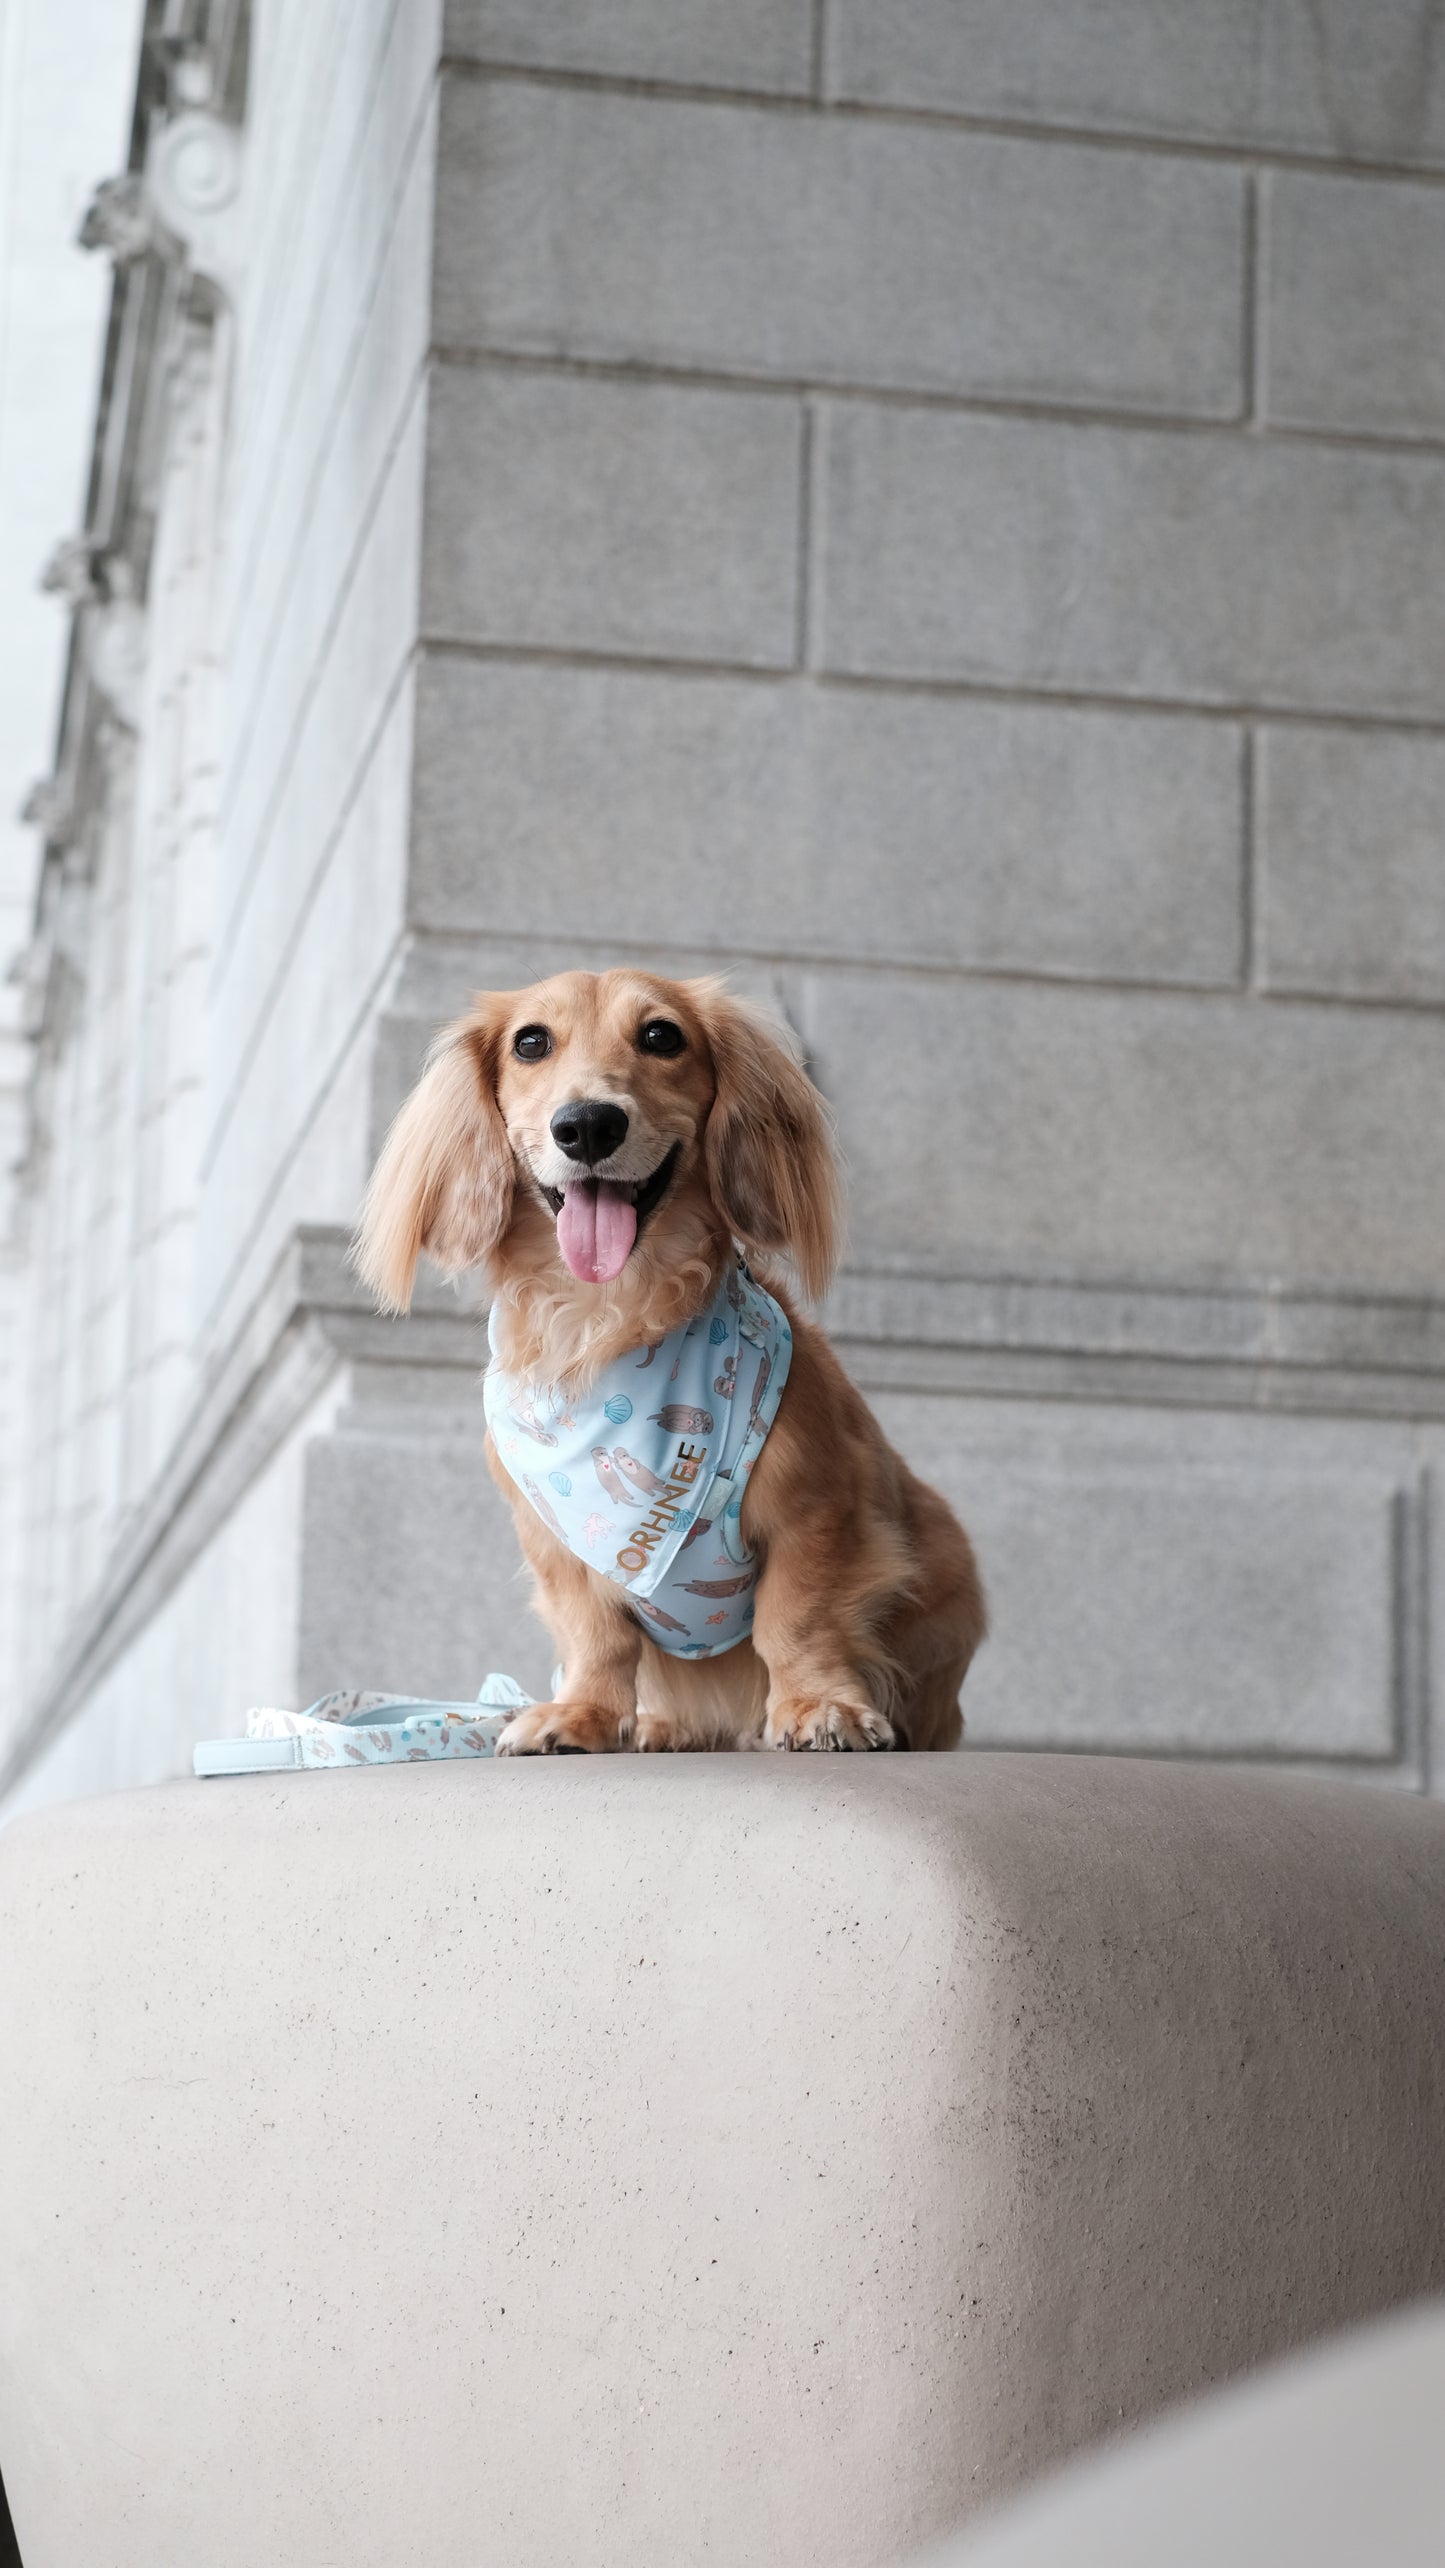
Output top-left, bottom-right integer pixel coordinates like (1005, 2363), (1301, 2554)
(1266, 171), (1445, 436)
(885, 1397), (1408, 1759)
(410, 656), (1245, 986)
(804, 974), (1445, 1298)
(436, 79), (1246, 415)
(443, 0), (815, 92)
(299, 1425), (545, 1707)
(202, 0), (439, 1357)
(829, 0), (1445, 166)
(818, 405), (1445, 716)
(421, 365), (802, 665)
(1258, 729), (1445, 1005)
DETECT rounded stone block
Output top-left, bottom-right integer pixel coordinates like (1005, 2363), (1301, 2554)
(1, 1755), (1444, 2566)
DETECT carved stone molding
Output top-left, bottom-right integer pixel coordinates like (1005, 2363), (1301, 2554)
(39, 537), (104, 607)
(77, 173), (168, 266)
(18, 778), (72, 845)
(78, 106), (243, 301)
(3, 934), (51, 1043)
(163, 43), (217, 111)
(0, 1226), (485, 1801)
(149, 108), (244, 300)
(88, 602), (148, 731)
(149, 0), (249, 123)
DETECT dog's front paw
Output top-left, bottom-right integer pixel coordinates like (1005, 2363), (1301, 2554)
(496, 1702), (630, 1756)
(765, 1697), (895, 1753)
(633, 1712), (683, 1752)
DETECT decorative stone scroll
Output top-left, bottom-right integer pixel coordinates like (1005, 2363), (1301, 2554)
(78, 108), (242, 300)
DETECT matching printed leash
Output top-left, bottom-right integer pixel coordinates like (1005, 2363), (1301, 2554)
(193, 1673), (538, 1774)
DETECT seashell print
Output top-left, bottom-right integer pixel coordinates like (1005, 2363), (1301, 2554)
(603, 1393), (633, 1425)
(718, 1493), (750, 1567)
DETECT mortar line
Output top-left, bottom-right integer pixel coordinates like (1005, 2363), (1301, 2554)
(810, 0), (829, 101)
(1241, 170), (1260, 423)
(1418, 1469), (1436, 1795)
(429, 340), (1445, 461)
(1240, 727), (1260, 989)
(794, 397), (815, 667)
(439, 56), (1445, 188)
(421, 637), (1445, 741)
(1248, 167), (1270, 426)
(392, 911), (1445, 1021)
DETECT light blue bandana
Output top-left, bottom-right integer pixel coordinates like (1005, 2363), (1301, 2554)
(484, 1263), (792, 1657)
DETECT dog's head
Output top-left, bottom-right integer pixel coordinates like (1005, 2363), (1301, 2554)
(354, 972), (841, 1346)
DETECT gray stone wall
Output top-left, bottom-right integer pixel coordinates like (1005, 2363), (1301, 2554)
(7, 0), (1445, 1810)
(385, 0), (1445, 1784)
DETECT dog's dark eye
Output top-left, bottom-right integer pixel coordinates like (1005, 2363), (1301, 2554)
(638, 1019), (686, 1058)
(512, 1024), (552, 1062)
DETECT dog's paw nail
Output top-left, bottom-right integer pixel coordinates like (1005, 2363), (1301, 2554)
(768, 1699), (894, 1753)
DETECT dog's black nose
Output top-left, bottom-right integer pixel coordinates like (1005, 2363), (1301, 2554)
(550, 1099), (629, 1167)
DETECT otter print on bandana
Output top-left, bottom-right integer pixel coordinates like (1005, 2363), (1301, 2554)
(484, 1263), (792, 1658)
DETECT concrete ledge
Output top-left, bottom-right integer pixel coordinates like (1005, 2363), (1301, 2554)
(2, 1755), (1445, 2566)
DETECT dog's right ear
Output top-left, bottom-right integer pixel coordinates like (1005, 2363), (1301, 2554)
(353, 1010), (514, 1312)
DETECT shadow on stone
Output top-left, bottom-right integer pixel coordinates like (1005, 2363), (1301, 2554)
(0, 2466), (22, 2568)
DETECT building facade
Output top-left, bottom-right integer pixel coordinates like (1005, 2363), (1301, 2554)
(5, 0), (1445, 1815)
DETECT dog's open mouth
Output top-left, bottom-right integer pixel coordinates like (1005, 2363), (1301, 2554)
(541, 1144), (680, 1284)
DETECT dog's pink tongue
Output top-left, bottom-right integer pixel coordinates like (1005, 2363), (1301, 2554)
(557, 1180), (638, 1284)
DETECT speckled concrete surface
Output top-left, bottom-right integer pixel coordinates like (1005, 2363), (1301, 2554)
(2, 1754), (1444, 2567)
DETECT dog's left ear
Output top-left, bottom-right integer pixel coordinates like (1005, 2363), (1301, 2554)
(694, 984), (842, 1300)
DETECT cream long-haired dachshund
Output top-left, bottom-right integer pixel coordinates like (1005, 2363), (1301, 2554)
(355, 971), (985, 1754)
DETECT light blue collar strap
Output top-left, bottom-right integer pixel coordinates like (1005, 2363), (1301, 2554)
(484, 1263), (792, 1657)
